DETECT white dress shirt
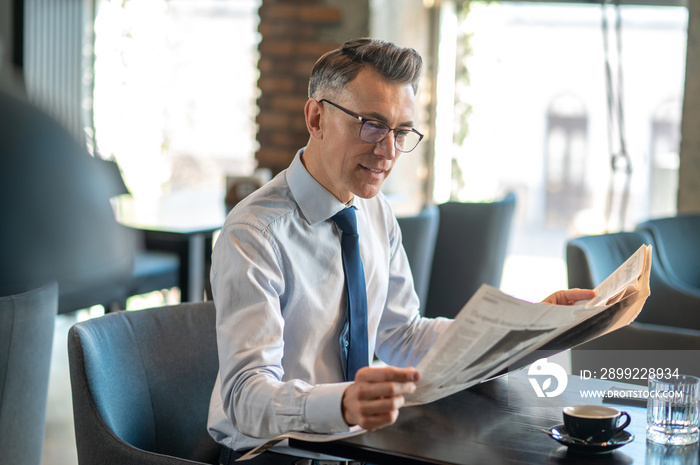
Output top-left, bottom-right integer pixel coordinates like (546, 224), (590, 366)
(207, 148), (451, 454)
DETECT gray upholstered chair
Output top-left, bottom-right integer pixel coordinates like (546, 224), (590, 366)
(424, 192), (516, 319)
(637, 214), (700, 296)
(566, 231), (647, 291)
(0, 282), (58, 465)
(566, 230), (700, 330)
(68, 301), (221, 465)
(95, 158), (181, 302)
(397, 205), (440, 315)
(566, 231), (700, 378)
(0, 89), (135, 313)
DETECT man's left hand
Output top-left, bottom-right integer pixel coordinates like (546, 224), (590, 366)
(542, 288), (595, 305)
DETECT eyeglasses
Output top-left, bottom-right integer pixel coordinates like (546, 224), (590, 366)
(319, 99), (424, 153)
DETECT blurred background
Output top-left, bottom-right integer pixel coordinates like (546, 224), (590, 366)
(0, 1), (697, 464)
(2, 0), (694, 302)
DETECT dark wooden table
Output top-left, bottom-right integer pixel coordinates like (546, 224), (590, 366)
(114, 189), (226, 301)
(290, 371), (698, 464)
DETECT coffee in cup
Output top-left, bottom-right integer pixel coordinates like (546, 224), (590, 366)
(563, 405), (631, 443)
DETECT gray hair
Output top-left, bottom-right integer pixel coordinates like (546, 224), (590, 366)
(308, 38), (422, 99)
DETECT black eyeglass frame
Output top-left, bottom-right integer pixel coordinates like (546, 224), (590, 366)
(318, 99), (424, 153)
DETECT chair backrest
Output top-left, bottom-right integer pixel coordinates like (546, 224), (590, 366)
(566, 231), (651, 290)
(68, 301), (221, 465)
(566, 231), (700, 331)
(396, 205), (440, 315)
(424, 192), (516, 319)
(0, 90), (135, 310)
(637, 214), (700, 291)
(0, 282), (58, 465)
(93, 157), (181, 299)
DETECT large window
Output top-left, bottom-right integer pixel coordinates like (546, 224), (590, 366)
(93, 0), (261, 197)
(437, 1), (688, 300)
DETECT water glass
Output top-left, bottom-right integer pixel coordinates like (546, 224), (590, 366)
(647, 374), (700, 445)
(646, 441), (699, 465)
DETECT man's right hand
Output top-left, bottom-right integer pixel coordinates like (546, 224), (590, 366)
(341, 366), (419, 431)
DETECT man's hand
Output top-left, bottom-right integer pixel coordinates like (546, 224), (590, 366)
(342, 366), (419, 431)
(542, 288), (595, 305)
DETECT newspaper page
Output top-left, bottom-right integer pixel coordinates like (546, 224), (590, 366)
(236, 426), (366, 461)
(405, 244), (651, 406)
(236, 245), (651, 457)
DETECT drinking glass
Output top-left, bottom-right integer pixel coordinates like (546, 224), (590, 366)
(647, 374), (700, 445)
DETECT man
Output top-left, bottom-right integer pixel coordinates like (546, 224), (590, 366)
(208, 38), (593, 465)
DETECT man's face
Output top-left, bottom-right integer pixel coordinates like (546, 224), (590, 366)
(313, 68), (416, 203)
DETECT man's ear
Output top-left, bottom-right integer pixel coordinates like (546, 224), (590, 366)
(305, 98), (324, 140)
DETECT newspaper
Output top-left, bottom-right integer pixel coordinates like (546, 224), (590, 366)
(406, 244), (652, 406)
(239, 245), (651, 458)
(236, 426), (366, 461)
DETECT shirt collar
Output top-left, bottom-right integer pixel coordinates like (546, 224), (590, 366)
(287, 148), (354, 225)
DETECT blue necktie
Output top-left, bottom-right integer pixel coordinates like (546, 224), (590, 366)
(332, 207), (369, 381)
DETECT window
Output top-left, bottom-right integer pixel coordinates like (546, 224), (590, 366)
(93, 0), (261, 197)
(438, 1), (688, 299)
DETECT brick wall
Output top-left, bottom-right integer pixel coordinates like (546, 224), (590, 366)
(254, 0), (343, 175)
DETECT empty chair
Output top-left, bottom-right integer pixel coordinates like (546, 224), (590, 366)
(566, 230), (700, 330)
(637, 214), (700, 294)
(0, 282), (58, 465)
(396, 205), (440, 315)
(0, 90), (135, 313)
(566, 231), (700, 378)
(424, 192), (516, 319)
(566, 231), (650, 291)
(95, 158), (180, 304)
(68, 301), (221, 465)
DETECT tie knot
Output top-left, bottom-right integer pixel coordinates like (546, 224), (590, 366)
(331, 207), (358, 236)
